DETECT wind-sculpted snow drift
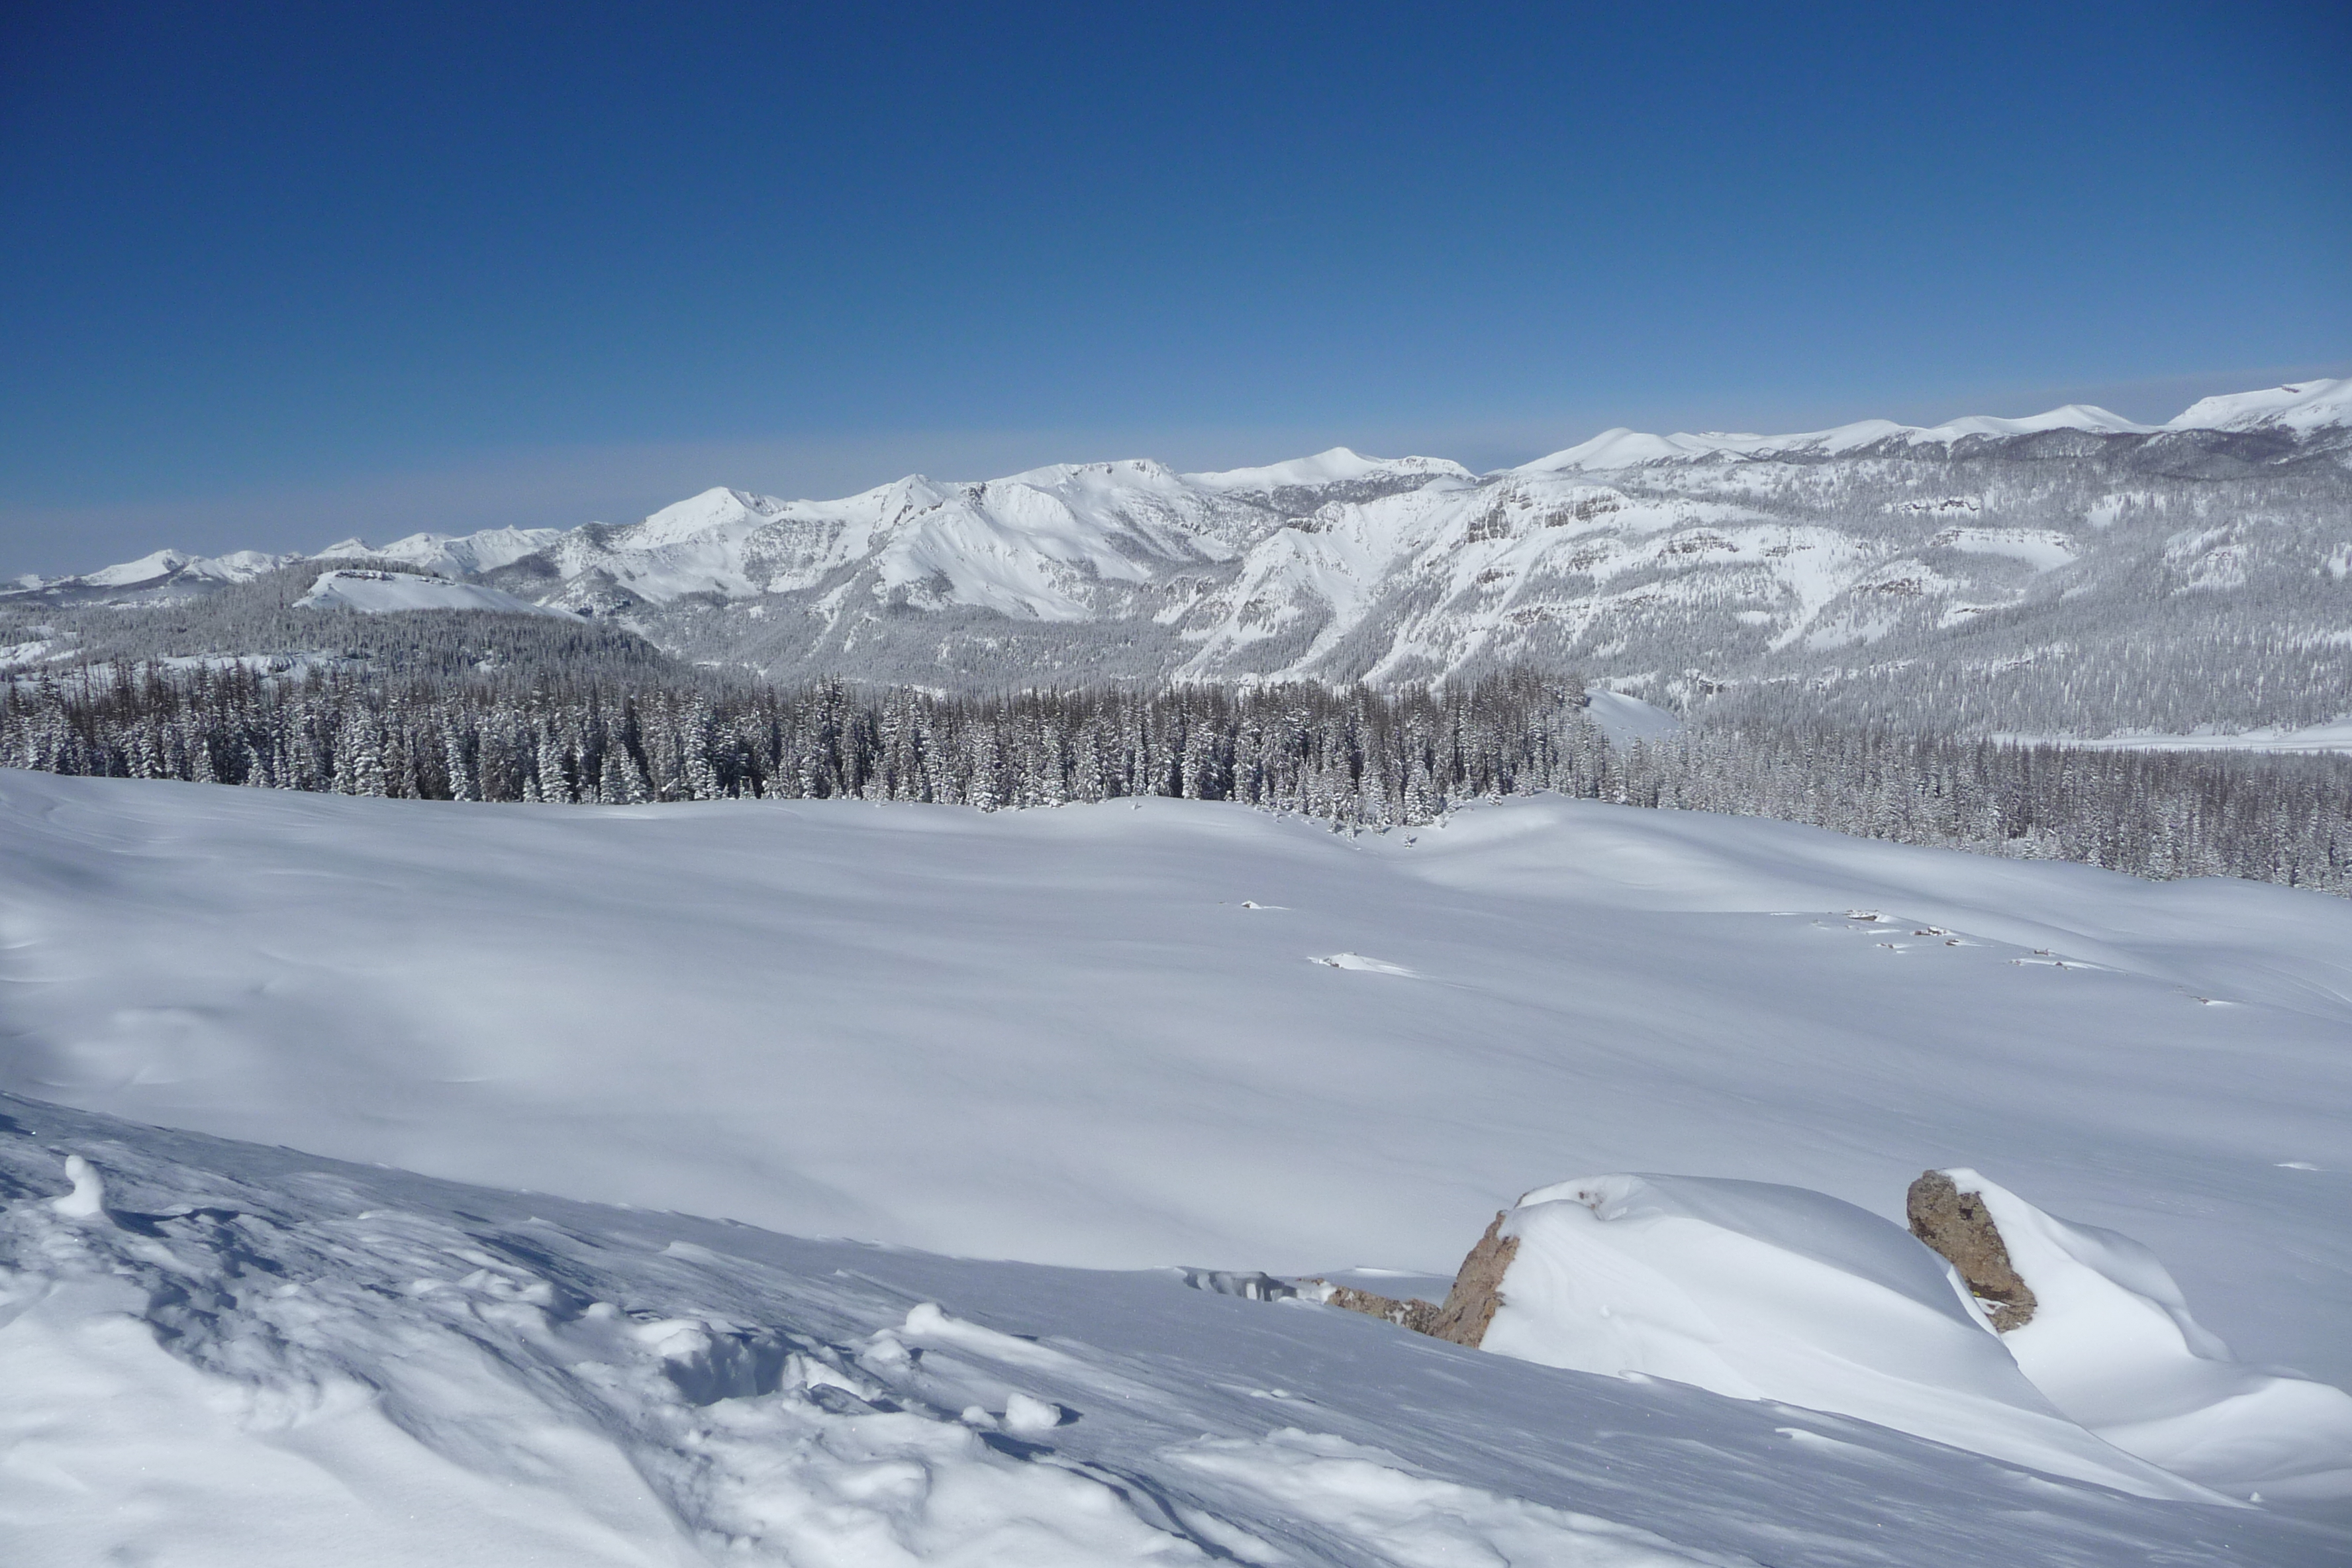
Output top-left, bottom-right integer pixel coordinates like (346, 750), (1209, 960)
(1939, 1168), (2352, 1500)
(4, 1097), (2347, 1566)
(0, 1098), (1718, 1568)
(1482, 1173), (2206, 1497)
(1466, 1172), (2352, 1501)
(9, 379), (2351, 734)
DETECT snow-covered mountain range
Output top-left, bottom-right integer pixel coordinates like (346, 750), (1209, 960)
(11, 379), (2349, 731)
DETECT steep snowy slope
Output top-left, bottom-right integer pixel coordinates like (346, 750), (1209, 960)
(9, 1096), (2343, 1566)
(2168, 379), (2352, 436)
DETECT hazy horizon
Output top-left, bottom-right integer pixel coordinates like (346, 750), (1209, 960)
(13, 359), (2352, 577)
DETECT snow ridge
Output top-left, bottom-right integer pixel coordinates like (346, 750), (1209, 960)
(2165, 379), (2352, 435)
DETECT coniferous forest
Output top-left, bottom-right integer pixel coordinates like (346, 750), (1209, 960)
(7, 657), (2348, 894)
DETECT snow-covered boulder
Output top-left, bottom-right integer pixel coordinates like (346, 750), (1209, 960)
(1475, 1173), (2209, 1498)
(1932, 1168), (2352, 1501)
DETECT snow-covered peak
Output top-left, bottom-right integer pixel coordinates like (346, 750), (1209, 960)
(363, 527), (567, 577)
(1519, 406), (2153, 473)
(80, 549), (195, 587)
(994, 458), (1186, 493)
(1918, 404), (2153, 441)
(1516, 429), (1743, 472)
(627, 486), (792, 548)
(79, 548), (296, 588)
(195, 549), (296, 579)
(1512, 420), (1922, 471)
(1186, 448), (1473, 491)
(2166, 378), (2352, 435)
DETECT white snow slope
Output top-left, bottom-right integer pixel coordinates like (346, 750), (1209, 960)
(3, 773), (2351, 1553)
(1485, 1171), (2352, 1500)
(1945, 1167), (2352, 1498)
(297, 568), (583, 619)
(9, 1097), (2343, 1568)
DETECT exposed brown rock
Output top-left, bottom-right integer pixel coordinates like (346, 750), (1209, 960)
(1318, 1210), (1522, 1349)
(1322, 1284), (1442, 1334)
(1906, 1169), (2037, 1331)
(1426, 1212), (1519, 1348)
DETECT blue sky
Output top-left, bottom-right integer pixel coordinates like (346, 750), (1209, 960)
(3, 1), (2347, 573)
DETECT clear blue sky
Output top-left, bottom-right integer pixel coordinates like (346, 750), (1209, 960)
(3, 1), (2347, 572)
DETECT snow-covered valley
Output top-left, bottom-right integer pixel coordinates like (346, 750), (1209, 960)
(3, 773), (2349, 1560)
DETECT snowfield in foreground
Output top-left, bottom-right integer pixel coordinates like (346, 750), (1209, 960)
(2, 772), (2350, 1556)
(3, 1096), (2345, 1567)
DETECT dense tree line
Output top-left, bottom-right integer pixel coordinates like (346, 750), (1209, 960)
(4, 662), (2347, 893)
(1614, 723), (2352, 892)
(0, 663), (1596, 822)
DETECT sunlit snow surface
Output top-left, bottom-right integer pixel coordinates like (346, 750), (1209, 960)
(3, 774), (2351, 1557)
(296, 567), (583, 619)
(4, 1097), (2345, 1567)
(1487, 1172), (2352, 1500)
(1947, 1169), (2352, 1498)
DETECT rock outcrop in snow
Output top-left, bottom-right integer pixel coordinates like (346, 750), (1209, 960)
(1906, 1167), (2037, 1330)
(1320, 1210), (1520, 1347)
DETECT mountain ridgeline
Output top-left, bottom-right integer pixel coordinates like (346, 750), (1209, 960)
(7, 379), (2350, 737)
